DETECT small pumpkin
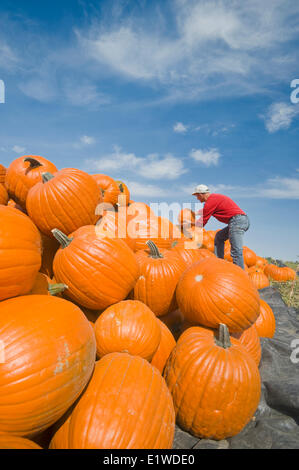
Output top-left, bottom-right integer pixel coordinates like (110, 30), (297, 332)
(0, 183), (8, 205)
(248, 268), (270, 290)
(92, 174), (120, 206)
(0, 164), (6, 184)
(232, 323), (261, 366)
(151, 319), (176, 374)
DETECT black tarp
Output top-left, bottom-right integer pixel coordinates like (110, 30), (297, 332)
(173, 286), (299, 449)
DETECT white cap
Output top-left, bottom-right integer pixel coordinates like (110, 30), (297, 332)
(192, 184), (210, 195)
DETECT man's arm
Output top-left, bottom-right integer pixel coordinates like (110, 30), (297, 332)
(195, 198), (216, 227)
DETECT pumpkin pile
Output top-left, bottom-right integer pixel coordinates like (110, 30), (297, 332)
(0, 155), (293, 448)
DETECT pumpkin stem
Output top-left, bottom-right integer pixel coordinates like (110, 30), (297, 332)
(119, 182), (124, 192)
(52, 229), (73, 248)
(171, 240), (179, 248)
(146, 240), (164, 259)
(42, 172), (54, 183)
(24, 157), (43, 169)
(215, 323), (231, 349)
(48, 283), (68, 296)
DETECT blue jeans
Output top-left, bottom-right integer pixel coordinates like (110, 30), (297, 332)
(214, 214), (250, 269)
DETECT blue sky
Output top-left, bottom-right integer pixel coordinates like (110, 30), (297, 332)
(0, 0), (298, 260)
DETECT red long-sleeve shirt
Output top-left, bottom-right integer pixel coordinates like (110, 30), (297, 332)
(196, 193), (246, 227)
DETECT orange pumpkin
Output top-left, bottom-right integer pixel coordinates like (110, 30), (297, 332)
(26, 168), (100, 237)
(248, 268), (270, 290)
(5, 155), (57, 208)
(176, 257), (260, 334)
(28, 272), (67, 297)
(92, 174), (120, 206)
(0, 295), (96, 437)
(52, 228), (139, 310)
(0, 164), (6, 184)
(39, 232), (60, 278)
(134, 240), (186, 317)
(0, 183), (8, 205)
(163, 324), (261, 440)
(0, 206), (41, 301)
(151, 319), (176, 374)
(243, 247), (257, 267)
(50, 353), (175, 449)
(94, 300), (161, 361)
(255, 299), (275, 338)
(115, 180), (130, 206)
(0, 434), (42, 449)
(95, 209), (136, 251)
(232, 323), (261, 366)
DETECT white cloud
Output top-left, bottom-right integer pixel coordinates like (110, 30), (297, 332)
(173, 122), (188, 133)
(259, 176), (299, 199)
(0, 41), (19, 71)
(63, 81), (110, 107)
(189, 148), (221, 166)
(85, 146), (187, 180)
(19, 79), (57, 103)
(126, 181), (170, 198)
(80, 135), (95, 145)
(263, 102), (299, 133)
(12, 145), (26, 153)
(77, 0), (299, 101)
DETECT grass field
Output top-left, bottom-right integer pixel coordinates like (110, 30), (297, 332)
(267, 260), (299, 310)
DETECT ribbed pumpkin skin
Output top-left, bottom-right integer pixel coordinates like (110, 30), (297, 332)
(151, 319), (176, 374)
(0, 295), (96, 437)
(172, 244), (215, 268)
(0, 164), (6, 184)
(53, 229), (139, 310)
(92, 174), (120, 206)
(94, 300), (161, 361)
(26, 168), (100, 237)
(243, 247), (257, 267)
(95, 210), (136, 251)
(134, 246), (186, 317)
(248, 270), (270, 290)
(132, 216), (182, 252)
(255, 299), (276, 338)
(176, 258), (260, 333)
(0, 434), (42, 449)
(0, 183), (8, 205)
(5, 155), (57, 208)
(0, 206), (41, 301)
(163, 326), (261, 440)
(50, 353), (175, 449)
(232, 324), (261, 366)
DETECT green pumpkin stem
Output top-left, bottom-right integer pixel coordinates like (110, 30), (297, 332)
(42, 172), (54, 183)
(146, 240), (164, 259)
(171, 240), (179, 248)
(48, 283), (68, 296)
(52, 229), (73, 248)
(24, 157), (43, 169)
(215, 323), (231, 349)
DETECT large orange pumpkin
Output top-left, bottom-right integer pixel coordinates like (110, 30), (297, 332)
(176, 257), (260, 333)
(134, 240), (186, 317)
(0, 295), (96, 437)
(0, 206), (41, 301)
(50, 353), (175, 449)
(26, 168), (100, 237)
(163, 324), (261, 440)
(94, 300), (161, 361)
(255, 299), (276, 338)
(0, 434), (42, 449)
(52, 228), (139, 310)
(5, 155), (57, 208)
